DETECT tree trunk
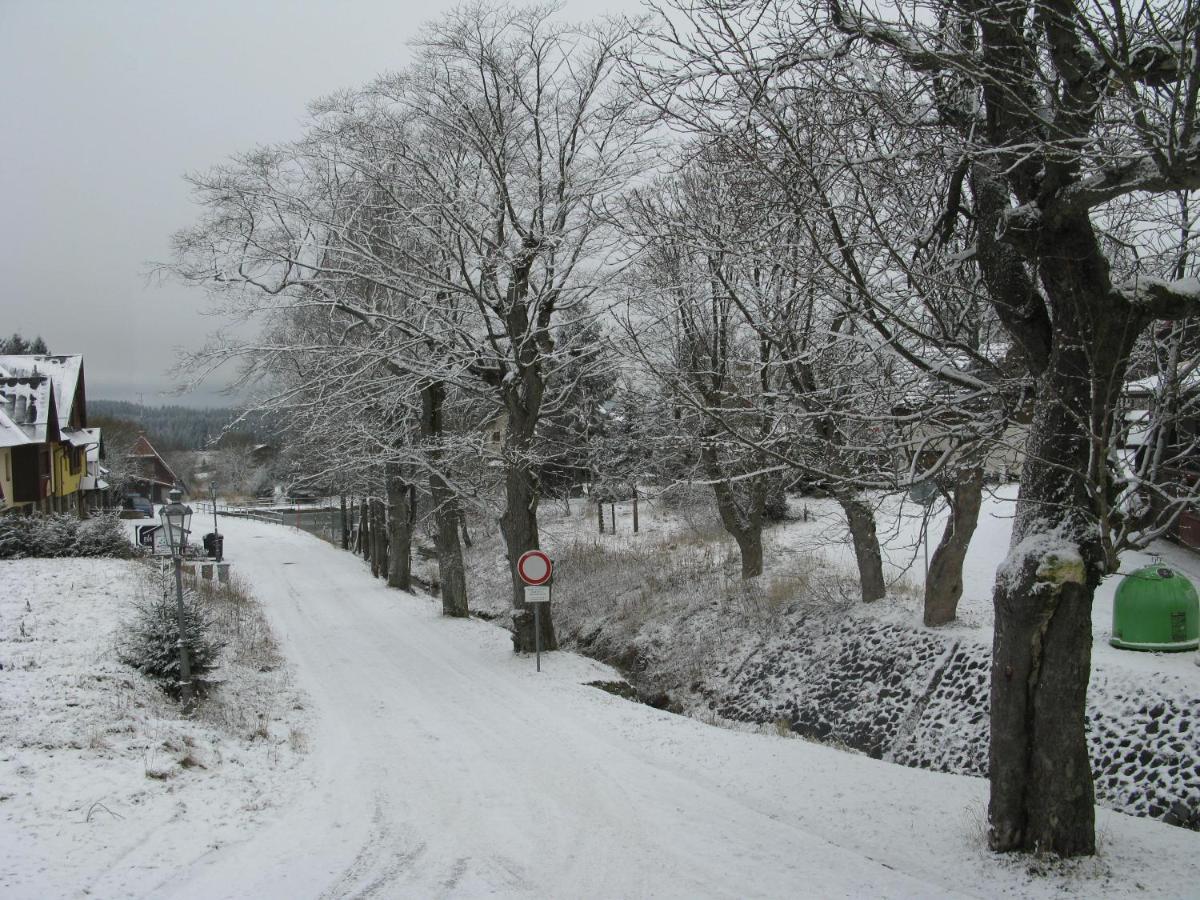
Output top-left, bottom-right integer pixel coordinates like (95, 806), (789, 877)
(420, 381), (468, 618)
(987, 218), (1140, 857)
(386, 465), (414, 591)
(358, 498), (369, 560)
(705, 447), (765, 578)
(838, 495), (885, 601)
(924, 465), (984, 626)
(501, 408), (555, 653)
(734, 529), (763, 579)
(988, 379), (1099, 856)
(370, 497), (387, 579)
(377, 499), (389, 577)
(494, 282), (554, 653)
(340, 494), (349, 551)
(369, 498), (380, 578)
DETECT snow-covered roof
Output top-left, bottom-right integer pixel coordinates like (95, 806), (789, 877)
(0, 354), (88, 449)
(0, 405), (31, 448)
(0, 355), (85, 430)
(61, 426), (100, 448)
(0, 374), (56, 447)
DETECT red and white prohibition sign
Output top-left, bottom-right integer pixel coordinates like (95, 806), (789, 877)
(517, 549), (552, 586)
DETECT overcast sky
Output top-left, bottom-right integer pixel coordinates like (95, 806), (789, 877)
(0, 0), (641, 408)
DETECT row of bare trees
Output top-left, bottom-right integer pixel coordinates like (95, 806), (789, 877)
(169, 1), (1200, 859)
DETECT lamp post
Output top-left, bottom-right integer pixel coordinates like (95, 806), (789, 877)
(160, 488), (195, 712)
(209, 480), (221, 562)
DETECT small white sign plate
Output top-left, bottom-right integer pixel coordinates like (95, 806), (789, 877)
(153, 529), (173, 556)
(138, 525), (172, 557)
(524, 585), (550, 604)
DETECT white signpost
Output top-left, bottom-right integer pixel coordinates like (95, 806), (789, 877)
(136, 524), (172, 557)
(517, 550), (553, 671)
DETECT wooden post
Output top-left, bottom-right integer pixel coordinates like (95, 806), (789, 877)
(632, 485), (639, 534)
(610, 502), (616, 533)
(597, 497), (604, 534)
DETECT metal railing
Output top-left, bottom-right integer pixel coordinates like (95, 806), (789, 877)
(199, 498), (352, 546)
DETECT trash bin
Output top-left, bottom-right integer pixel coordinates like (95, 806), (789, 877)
(1110, 564), (1199, 652)
(202, 533), (224, 561)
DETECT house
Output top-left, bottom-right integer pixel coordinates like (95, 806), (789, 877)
(0, 354), (100, 515)
(126, 433), (184, 503)
(79, 433), (111, 509)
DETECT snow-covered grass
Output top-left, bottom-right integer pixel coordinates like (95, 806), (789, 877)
(456, 486), (1200, 826)
(494, 484), (1200, 681)
(0, 557), (308, 898)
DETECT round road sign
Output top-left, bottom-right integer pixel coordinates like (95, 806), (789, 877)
(517, 549), (552, 586)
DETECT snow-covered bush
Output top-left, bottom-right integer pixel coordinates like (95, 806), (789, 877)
(0, 513), (134, 559)
(120, 575), (223, 698)
(73, 515), (135, 558)
(763, 479), (789, 523)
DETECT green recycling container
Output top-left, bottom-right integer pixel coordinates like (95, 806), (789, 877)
(1110, 564), (1199, 652)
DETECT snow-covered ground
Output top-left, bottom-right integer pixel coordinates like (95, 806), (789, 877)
(6, 515), (1198, 898)
(777, 484), (1200, 678)
(0, 556), (308, 899)
(537, 485), (1200, 680)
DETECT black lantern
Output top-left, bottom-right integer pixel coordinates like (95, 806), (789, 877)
(159, 488), (193, 556)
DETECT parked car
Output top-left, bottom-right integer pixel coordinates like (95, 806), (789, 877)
(125, 494), (153, 518)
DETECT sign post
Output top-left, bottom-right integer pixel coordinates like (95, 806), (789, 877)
(517, 550), (553, 672)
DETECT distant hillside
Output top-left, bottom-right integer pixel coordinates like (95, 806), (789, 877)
(89, 400), (270, 451)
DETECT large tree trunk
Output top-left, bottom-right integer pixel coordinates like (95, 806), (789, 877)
(420, 381), (468, 618)
(987, 219), (1140, 857)
(370, 497), (387, 579)
(924, 464), (985, 626)
(837, 495), (886, 602)
(733, 529), (763, 578)
(500, 405), (556, 653)
(386, 464), (414, 591)
(358, 498), (369, 560)
(704, 446), (765, 578)
(378, 498), (389, 577)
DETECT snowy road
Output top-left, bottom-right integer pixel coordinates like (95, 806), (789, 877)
(151, 517), (1196, 899)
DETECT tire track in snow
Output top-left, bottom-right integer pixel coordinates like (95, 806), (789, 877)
(318, 793), (426, 899)
(165, 518), (970, 899)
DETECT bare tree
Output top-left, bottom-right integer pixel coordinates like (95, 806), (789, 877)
(634, 0), (1200, 855)
(170, 5), (648, 650)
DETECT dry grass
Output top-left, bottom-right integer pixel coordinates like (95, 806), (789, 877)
(124, 563), (301, 754)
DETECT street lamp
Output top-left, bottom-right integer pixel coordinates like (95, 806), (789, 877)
(209, 480), (222, 562)
(159, 487), (195, 712)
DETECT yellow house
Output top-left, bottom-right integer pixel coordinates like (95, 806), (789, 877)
(0, 354), (99, 514)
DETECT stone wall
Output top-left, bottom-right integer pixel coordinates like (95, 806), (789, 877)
(695, 613), (1199, 828)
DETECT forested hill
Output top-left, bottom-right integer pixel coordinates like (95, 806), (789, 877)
(89, 400), (270, 451)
